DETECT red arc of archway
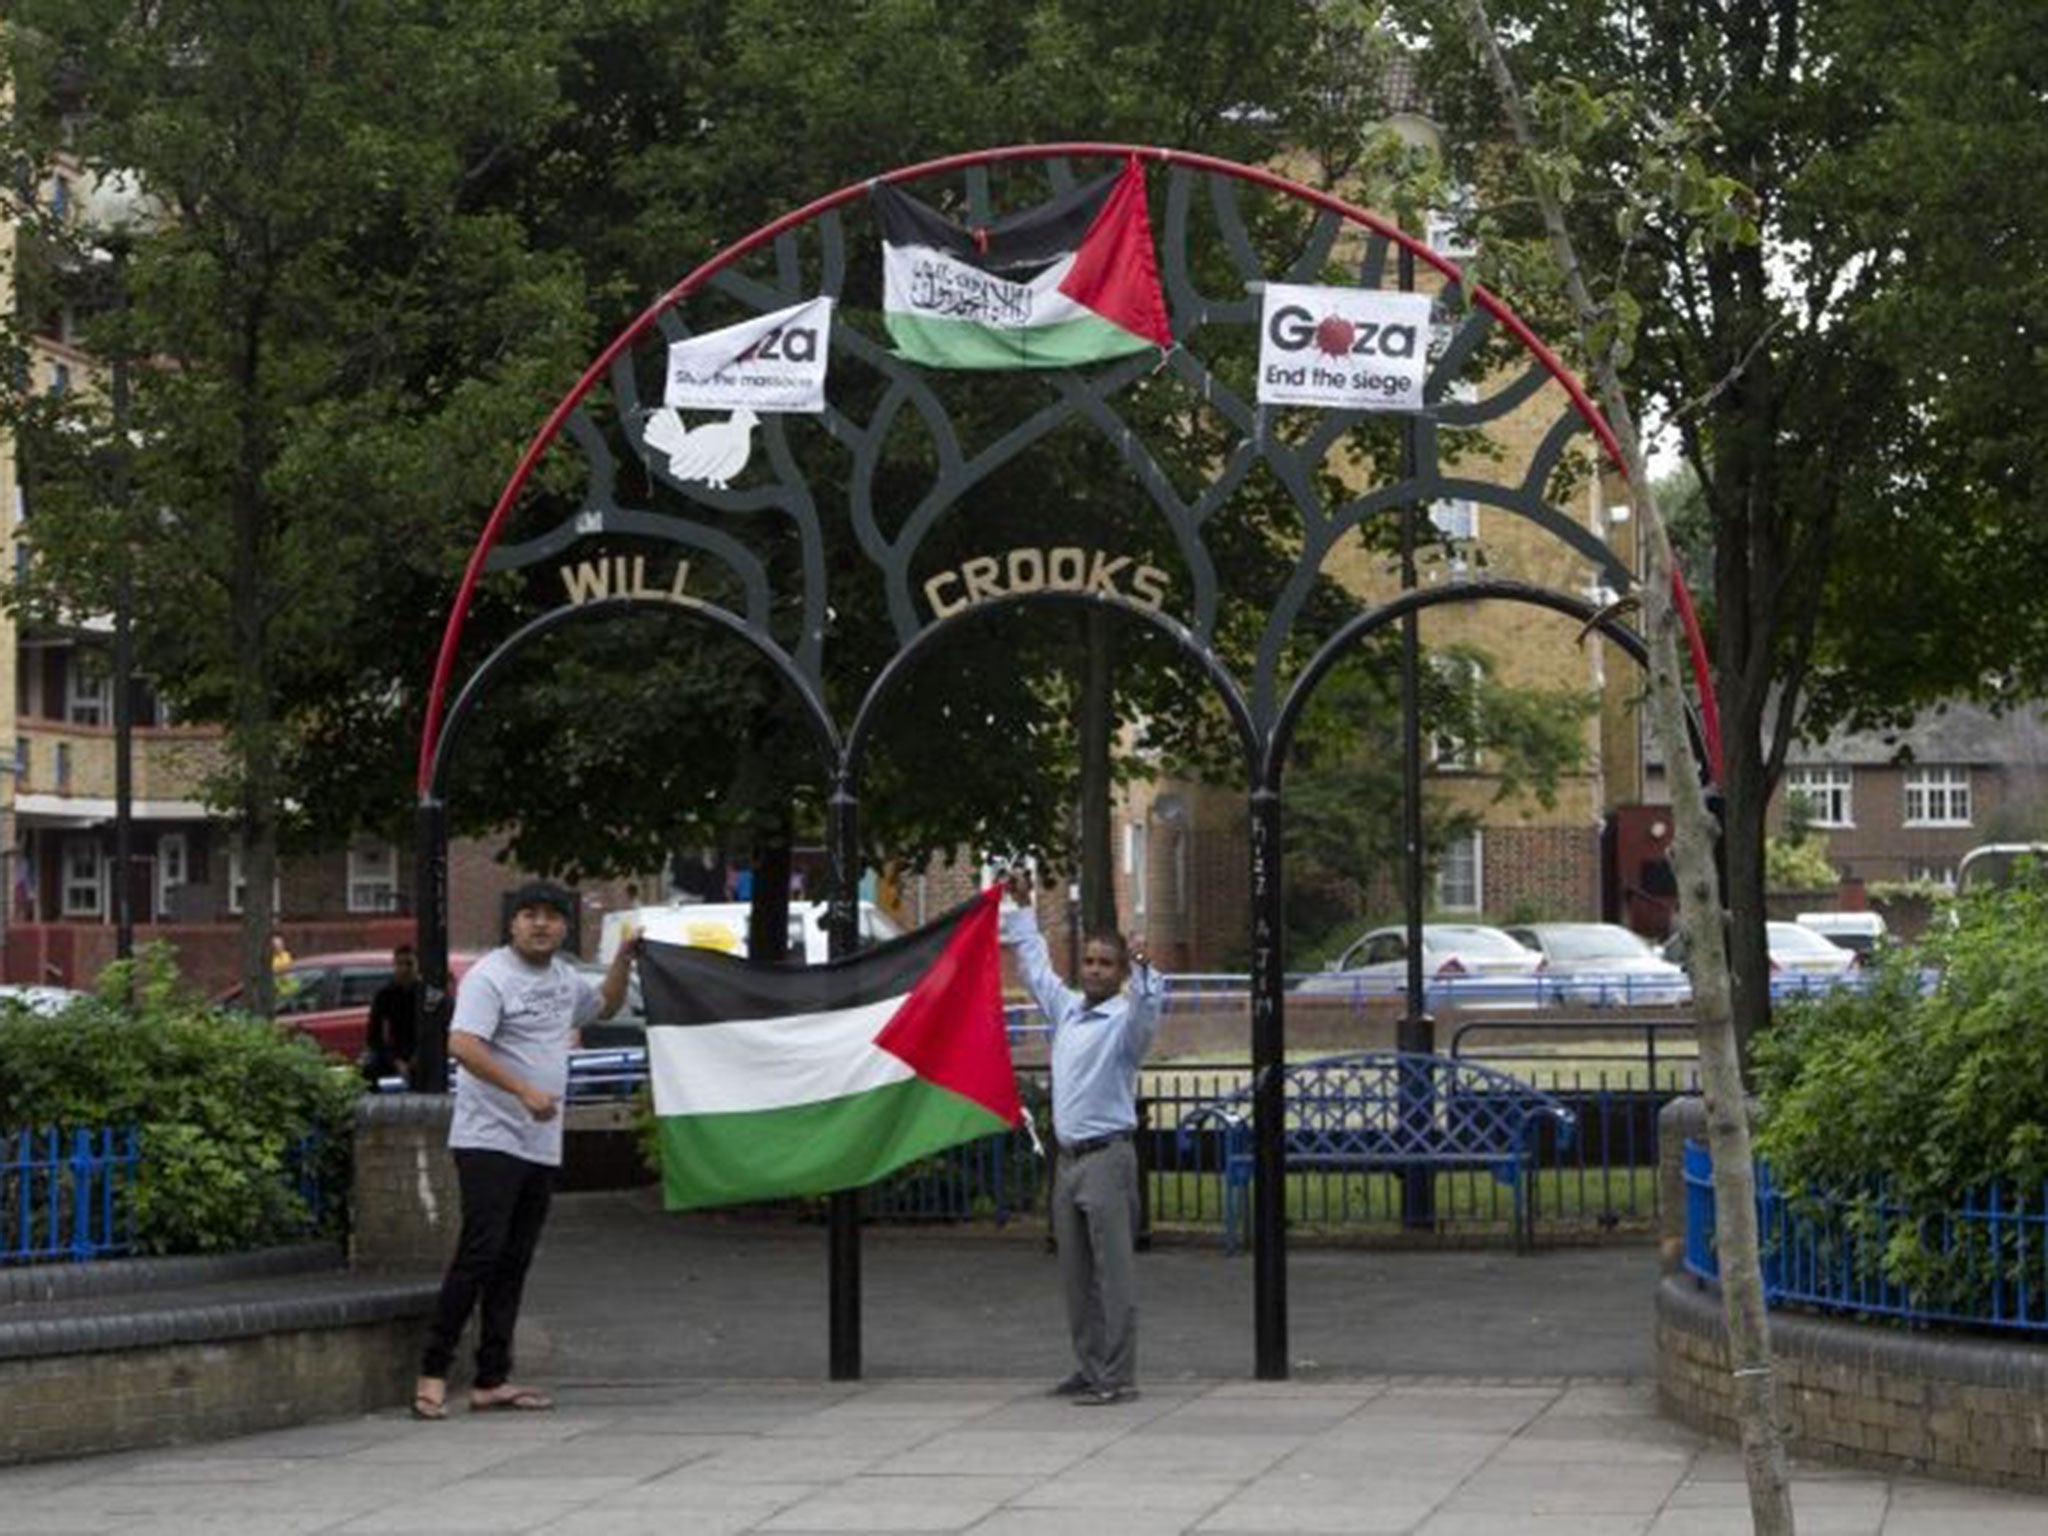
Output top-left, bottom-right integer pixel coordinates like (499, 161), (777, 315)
(417, 142), (1722, 794)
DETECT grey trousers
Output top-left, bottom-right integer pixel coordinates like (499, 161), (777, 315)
(1052, 1139), (1140, 1390)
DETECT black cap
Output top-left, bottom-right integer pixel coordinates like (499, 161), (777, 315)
(507, 880), (575, 919)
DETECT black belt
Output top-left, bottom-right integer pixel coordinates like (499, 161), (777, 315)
(1062, 1130), (1132, 1157)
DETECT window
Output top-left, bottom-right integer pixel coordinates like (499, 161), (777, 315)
(227, 843), (280, 917)
(275, 966), (333, 1016)
(1909, 861), (1957, 889)
(1430, 655), (1483, 771)
(1784, 767), (1853, 828)
(48, 361), (71, 396)
(1904, 767), (1971, 827)
(66, 655), (109, 726)
(337, 968), (390, 1008)
(61, 837), (101, 917)
(1430, 320), (1479, 405)
(1436, 831), (1482, 912)
(1425, 191), (1478, 258)
(13, 737), (26, 786)
(1126, 821), (1149, 918)
(54, 742), (71, 791)
(157, 832), (187, 914)
(1428, 498), (1478, 542)
(347, 840), (399, 913)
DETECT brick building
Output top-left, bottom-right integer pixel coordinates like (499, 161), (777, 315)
(1774, 702), (2048, 890)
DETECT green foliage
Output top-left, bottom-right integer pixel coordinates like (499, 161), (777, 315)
(1755, 868), (2048, 1297)
(0, 945), (359, 1254)
(1763, 834), (1834, 893)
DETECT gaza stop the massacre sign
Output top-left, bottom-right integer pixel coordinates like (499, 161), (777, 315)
(1256, 284), (1434, 412)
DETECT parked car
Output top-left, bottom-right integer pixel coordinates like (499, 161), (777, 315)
(1294, 922), (1546, 1002)
(1502, 922), (1691, 1007)
(218, 950), (483, 1060)
(1765, 920), (1859, 981)
(1794, 910), (1888, 965)
(1662, 922), (1858, 990)
(0, 984), (86, 1017)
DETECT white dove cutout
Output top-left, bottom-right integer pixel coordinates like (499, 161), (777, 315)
(644, 406), (758, 489)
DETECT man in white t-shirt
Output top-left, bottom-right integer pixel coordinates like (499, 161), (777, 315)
(412, 883), (635, 1419)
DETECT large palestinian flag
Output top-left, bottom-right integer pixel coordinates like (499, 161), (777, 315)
(640, 889), (1021, 1211)
(874, 158), (1173, 369)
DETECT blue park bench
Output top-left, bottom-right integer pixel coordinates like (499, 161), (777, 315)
(1175, 1051), (1576, 1253)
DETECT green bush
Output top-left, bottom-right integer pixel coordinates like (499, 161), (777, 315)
(1755, 868), (2048, 1297)
(0, 944), (360, 1254)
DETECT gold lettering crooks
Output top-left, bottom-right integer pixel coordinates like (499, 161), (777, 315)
(922, 546), (1171, 620)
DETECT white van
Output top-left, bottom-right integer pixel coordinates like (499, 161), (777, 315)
(597, 900), (903, 964)
(1794, 911), (1888, 962)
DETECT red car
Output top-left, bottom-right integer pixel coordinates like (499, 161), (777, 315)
(220, 950), (483, 1060)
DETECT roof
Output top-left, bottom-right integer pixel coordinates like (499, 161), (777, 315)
(1785, 701), (2048, 769)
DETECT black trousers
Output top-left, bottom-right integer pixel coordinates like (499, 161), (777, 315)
(419, 1149), (554, 1388)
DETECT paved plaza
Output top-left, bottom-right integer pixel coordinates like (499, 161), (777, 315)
(6, 1193), (2048, 1533)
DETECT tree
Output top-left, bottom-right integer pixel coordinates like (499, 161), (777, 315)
(1412, 0), (2048, 1062)
(442, 0), (1371, 947)
(1448, 6), (1798, 1530)
(1, 1), (596, 1006)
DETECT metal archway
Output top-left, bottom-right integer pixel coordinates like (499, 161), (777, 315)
(417, 142), (1724, 1385)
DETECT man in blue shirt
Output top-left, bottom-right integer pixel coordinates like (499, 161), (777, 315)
(1001, 868), (1162, 1406)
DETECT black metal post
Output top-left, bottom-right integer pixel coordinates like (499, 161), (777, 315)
(1249, 783), (1288, 1378)
(414, 797), (450, 1092)
(826, 782), (862, 1380)
(1397, 243), (1436, 1229)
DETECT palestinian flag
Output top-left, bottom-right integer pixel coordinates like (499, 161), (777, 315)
(875, 158), (1173, 369)
(640, 889), (1020, 1211)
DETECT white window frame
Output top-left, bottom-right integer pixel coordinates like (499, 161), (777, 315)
(1785, 767), (1853, 829)
(1425, 191), (1478, 258)
(1908, 861), (1958, 890)
(1428, 497), (1478, 542)
(1903, 767), (1972, 828)
(156, 832), (187, 914)
(65, 653), (110, 726)
(347, 839), (400, 913)
(1436, 830), (1482, 913)
(1126, 821), (1149, 918)
(61, 836), (102, 917)
(1430, 654), (1484, 771)
(228, 843), (278, 918)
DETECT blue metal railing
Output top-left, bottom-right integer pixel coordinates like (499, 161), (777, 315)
(556, 1011), (1700, 1238)
(1683, 1140), (2048, 1334)
(2, 1127), (139, 1264)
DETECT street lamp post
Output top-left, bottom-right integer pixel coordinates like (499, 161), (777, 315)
(80, 173), (158, 967)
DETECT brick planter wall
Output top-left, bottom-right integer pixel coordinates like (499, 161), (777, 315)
(350, 1094), (463, 1274)
(1656, 1097), (2048, 1492)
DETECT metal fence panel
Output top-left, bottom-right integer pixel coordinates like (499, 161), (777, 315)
(1, 1126), (139, 1264)
(1683, 1140), (2048, 1334)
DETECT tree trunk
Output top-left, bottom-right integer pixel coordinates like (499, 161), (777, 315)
(1459, 7), (1797, 1531)
(232, 305), (277, 1016)
(1078, 609), (1118, 936)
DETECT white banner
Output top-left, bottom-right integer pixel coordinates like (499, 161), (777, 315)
(1255, 285), (1434, 412)
(664, 297), (833, 413)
